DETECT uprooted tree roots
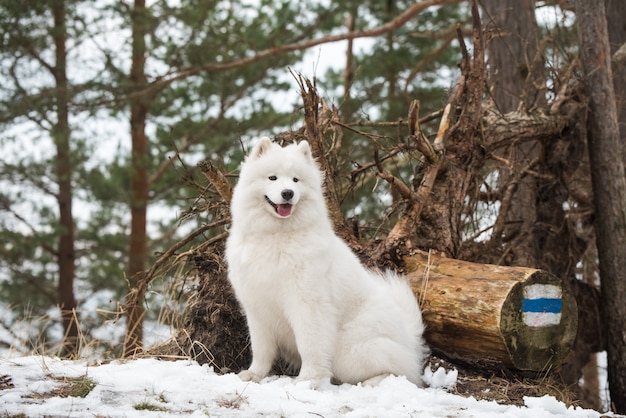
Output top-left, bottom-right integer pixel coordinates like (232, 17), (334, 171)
(151, 245), (250, 373)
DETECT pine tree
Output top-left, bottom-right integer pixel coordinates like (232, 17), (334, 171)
(0, 0), (81, 357)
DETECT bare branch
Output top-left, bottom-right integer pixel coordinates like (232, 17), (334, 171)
(383, 100), (454, 248)
(123, 220), (229, 317)
(197, 159), (233, 204)
(613, 41), (626, 65)
(374, 150), (416, 202)
(343, 12), (356, 104)
(408, 100), (438, 164)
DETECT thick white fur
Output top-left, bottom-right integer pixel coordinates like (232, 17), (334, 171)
(225, 137), (427, 388)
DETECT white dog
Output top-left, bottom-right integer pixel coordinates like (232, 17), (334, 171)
(225, 137), (427, 388)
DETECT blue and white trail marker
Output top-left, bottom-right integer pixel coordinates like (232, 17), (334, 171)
(522, 284), (562, 327)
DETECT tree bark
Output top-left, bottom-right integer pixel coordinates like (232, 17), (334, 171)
(482, 0), (545, 113)
(404, 250), (577, 371)
(51, 0), (79, 359)
(605, 0), (626, 159)
(411, 1), (486, 258)
(124, 0), (149, 357)
(481, 0), (546, 268)
(577, 0), (626, 412)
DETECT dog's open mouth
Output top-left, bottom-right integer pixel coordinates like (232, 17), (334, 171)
(265, 195), (293, 217)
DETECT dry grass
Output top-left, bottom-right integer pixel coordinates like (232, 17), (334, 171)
(0, 375), (13, 390)
(133, 401), (170, 412)
(216, 392), (249, 409)
(24, 374), (96, 399)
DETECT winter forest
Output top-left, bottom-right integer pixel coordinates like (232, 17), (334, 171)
(1, 0), (625, 415)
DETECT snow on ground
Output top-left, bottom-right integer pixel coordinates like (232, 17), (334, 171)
(0, 356), (613, 418)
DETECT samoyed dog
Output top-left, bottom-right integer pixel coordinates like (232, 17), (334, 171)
(225, 137), (427, 388)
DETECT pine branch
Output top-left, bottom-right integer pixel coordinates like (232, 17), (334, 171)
(126, 0), (459, 101)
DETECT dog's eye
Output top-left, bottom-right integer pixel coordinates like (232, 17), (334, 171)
(268, 175), (277, 181)
(293, 177), (299, 183)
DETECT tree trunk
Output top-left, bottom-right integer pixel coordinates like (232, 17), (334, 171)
(404, 250), (577, 371)
(51, 0), (79, 359)
(482, 0), (545, 113)
(605, 0), (626, 157)
(577, 0), (626, 412)
(124, 0), (149, 357)
(479, 3), (599, 402)
(481, 0), (546, 268)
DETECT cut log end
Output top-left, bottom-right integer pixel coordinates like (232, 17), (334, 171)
(501, 271), (577, 371)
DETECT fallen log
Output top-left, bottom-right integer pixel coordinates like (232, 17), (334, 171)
(404, 250), (578, 372)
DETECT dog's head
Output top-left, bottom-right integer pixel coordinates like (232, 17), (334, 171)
(237, 137), (322, 220)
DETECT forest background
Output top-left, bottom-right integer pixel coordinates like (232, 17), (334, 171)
(1, 0), (625, 414)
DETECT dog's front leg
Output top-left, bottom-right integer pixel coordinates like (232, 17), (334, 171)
(289, 304), (336, 388)
(239, 314), (277, 383)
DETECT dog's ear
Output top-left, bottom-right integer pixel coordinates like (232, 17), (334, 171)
(297, 140), (314, 160)
(249, 137), (273, 160)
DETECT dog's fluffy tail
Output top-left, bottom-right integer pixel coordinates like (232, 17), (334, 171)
(382, 271), (424, 326)
(379, 271), (430, 376)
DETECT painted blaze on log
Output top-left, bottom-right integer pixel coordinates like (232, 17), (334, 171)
(404, 251), (578, 371)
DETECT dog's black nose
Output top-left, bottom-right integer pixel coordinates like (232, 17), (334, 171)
(281, 189), (294, 201)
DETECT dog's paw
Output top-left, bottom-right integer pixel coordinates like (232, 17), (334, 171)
(238, 370), (262, 383)
(361, 374), (390, 387)
(294, 374), (330, 390)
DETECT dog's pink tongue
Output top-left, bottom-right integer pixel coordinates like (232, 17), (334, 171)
(277, 204), (292, 217)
